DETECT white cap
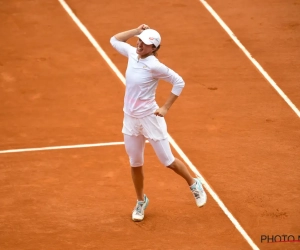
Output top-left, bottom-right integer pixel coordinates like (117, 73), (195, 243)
(137, 29), (161, 47)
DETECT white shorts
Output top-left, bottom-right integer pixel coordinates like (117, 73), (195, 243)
(122, 113), (168, 141)
(122, 113), (175, 167)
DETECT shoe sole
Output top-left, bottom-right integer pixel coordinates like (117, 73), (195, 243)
(197, 202), (206, 208)
(132, 217), (143, 222)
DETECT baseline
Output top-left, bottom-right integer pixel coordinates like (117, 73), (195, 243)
(57, 0), (259, 249)
(0, 141), (125, 154)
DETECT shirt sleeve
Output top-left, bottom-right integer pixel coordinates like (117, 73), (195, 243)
(110, 36), (134, 57)
(151, 62), (185, 96)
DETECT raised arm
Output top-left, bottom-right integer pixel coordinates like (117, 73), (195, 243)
(114, 24), (150, 42)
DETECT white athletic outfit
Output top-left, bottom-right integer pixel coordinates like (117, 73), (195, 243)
(110, 36), (185, 167)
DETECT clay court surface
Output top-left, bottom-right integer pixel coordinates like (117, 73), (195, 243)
(1, 0), (300, 249)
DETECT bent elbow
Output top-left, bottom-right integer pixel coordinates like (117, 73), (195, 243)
(110, 36), (116, 46)
(178, 77), (185, 89)
(181, 79), (186, 88)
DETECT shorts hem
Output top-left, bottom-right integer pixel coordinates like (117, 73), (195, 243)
(130, 164), (143, 167)
(164, 157), (175, 167)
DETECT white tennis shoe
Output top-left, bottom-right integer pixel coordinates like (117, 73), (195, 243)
(132, 194), (149, 222)
(190, 178), (207, 207)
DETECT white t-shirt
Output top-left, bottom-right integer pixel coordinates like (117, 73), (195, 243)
(110, 36), (185, 118)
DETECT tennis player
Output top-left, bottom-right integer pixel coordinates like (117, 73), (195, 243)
(110, 24), (207, 222)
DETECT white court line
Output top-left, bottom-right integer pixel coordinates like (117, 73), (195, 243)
(199, 0), (300, 118)
(0, 142), (125, 154)
(57, 1), (259, 249)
